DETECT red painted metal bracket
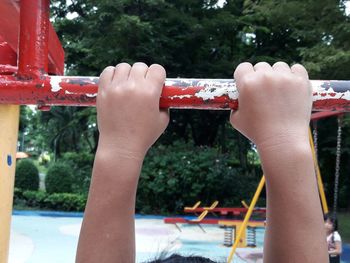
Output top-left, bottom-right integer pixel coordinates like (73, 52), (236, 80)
(0, 0), (64, 75)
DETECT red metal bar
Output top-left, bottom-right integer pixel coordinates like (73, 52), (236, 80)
(0, 76), (350, 111)
(0, 65), (17, 75)
(0, 0), (64, 75)
(164, 217), (265, 225)
(18, 0), (50, 78)
(311, 112), (343, 121)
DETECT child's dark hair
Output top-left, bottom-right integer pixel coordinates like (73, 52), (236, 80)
(324, 212), (338, 231)
(147, 253), (220, 263)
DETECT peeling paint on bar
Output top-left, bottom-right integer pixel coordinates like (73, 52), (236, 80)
(195, 84), (238, 100)
(169, 95), (193, 99)
(313, 89), (350, 101)
(50, 76), (62, 92)
(0, 75), (350, 110)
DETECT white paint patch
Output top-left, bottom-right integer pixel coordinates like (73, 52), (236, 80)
(86, 93), (97, 97)
(169, 95), (192, 99)
(195, 81), (238, 100)
(312, 82), (350, 101)
(50, 76), (63, 92)
(65, 90), (76, 95)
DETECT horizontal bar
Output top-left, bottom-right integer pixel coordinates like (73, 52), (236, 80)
(0, 75), (350, 111)
(311, 111), (343, 121)
(0, 65), (17, 75)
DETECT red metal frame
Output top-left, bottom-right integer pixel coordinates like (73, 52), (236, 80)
(0, 76), (350, 111)
(0, 0), (64, 75)
(18, 0), (50, 78)
(0, 0), (349, 112)
(184, 207), (266, 217)
(164, 217), (265, 225)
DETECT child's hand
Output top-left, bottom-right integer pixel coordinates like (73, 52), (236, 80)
(230, 62), (312, 149)
(97, 62), (169, 158)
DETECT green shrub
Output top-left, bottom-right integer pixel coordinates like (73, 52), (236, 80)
(136, 141), (261, 214)
(22, 190), (47, 207)
(45, 193), (87, 211)
(15, 159), (39, 191)
(13, 189), (86, 211)
(61, 152), (93, 195)
(45, 163), (73, 194)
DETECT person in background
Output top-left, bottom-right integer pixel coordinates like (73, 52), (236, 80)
(325, 213), (342, 263)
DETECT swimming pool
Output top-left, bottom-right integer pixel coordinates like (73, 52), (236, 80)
(9, 211), (349, 263)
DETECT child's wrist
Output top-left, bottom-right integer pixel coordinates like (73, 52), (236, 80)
(256, 132), (309, 154)
(97, 136), (148, 161)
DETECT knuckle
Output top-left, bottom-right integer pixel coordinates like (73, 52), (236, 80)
(240, 74), (254, 87)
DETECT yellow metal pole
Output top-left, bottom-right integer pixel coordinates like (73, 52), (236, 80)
(0, 105), (20, 263)
(308, 128), (329, 213)
(227, 175), (265, 263)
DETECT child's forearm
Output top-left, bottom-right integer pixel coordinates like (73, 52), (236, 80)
(258, 139), (328, 263)
(76, 145), (143, 263)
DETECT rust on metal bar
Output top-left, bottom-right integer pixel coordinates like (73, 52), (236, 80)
(0, 76), (350, 111)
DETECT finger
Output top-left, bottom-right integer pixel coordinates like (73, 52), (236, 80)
(291, 64), (309, 79)
(99, 66), (115, 91)
(234, 62), (254, 90)
(254, 62), (272, 72)
(111, 63), (131, 86)
(272, 61), (291, 73)
(146, 64), (166, 96)
(129, 62), (148, 80)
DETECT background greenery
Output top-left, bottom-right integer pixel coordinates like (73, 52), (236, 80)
(15, 0), (349, 219)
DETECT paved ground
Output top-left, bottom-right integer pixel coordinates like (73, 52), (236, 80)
(8, 211), (350, 263)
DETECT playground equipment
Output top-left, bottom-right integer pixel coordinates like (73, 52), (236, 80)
(0, 1), (349, 263)
(226, 112), (344, 263)
(184, 202), (266, 218)
(165, 195), (266, 246)
(312, 113), (343, 222)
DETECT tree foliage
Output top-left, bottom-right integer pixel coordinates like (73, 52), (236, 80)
(19, 0), (350, 210)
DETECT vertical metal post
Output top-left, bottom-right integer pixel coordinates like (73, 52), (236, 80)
(0, 40), (19, 262)
(18, 0), (50, 78)
(0, 105), (19, 263)
(227, 176), (265, 263)
(0, 0), (50, 261)
(309, 128), (329, 213)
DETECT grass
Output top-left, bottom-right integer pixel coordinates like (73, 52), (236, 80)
(338, 212), (350, 243)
